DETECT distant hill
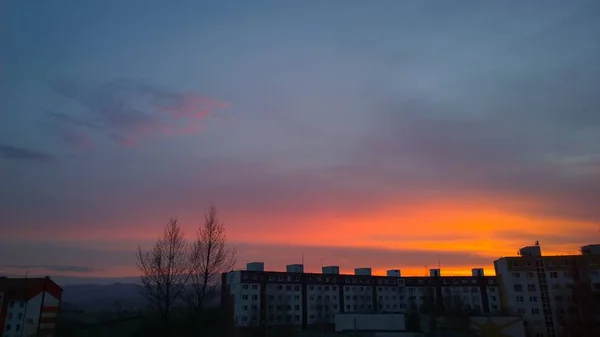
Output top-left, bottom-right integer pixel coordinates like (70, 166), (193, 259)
(62, 283), (145, 311)
(61, 283), (221, 312)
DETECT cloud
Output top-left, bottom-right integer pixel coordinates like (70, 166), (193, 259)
(4, 264), (102, 273)
(47, 79), (229, 148)
(0, 144), (54, 162)
(346, 25), (600, 224)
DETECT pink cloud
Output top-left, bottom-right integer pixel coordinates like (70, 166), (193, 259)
(50, 80), (232, 149)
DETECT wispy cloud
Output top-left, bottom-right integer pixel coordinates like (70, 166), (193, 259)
(5, 264), (103, 273)
(47, 79), (229, 148)
(0, 144), (54, 162)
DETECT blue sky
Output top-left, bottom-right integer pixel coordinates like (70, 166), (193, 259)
(1, 0), (599, 282)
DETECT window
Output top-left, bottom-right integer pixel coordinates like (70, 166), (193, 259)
(530, 296), (538, 302)
(295, 315), (300, 321)
(243, 285), (248, 290)
(549, 271), (558, 278)
(492, 304), (498, 310)
(8, 313), (12, 319)
(512, 272), (521, 278)
(514, 284), (523, 292)
(511, 260), (519, 267)
(517, 308), (525, 315)
(528, 284), (536, 291)
(309, 286), (314, 290)
(242, 295), (248, 300)
(16, 324), (21, 331)
(251, 284), (258, 290)
(491, 296), (497, 301)
(9, 301), (14, 308)
(516, 296), (525, 303)
(532, 308), (540, 315)
(6, 324), (10, 331)
(527, 272), (534, 278)
(332, 286), (337, 291)
(286, 285), (291, 291)
(251, 295), (258, 300)
(17, 313), (22, 319)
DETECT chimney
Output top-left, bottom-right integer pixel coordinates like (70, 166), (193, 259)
(429, 269), (441, 277)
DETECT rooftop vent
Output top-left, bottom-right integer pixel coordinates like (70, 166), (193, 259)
(246, 262), (264, 271)
(322, 266), (340, 275)
(354, 268), (372, 276)
(471, 268), (484, 277)
(286, 264), (304, 273)
(386, 269), (401, 277)
(518, 245), (542, 257)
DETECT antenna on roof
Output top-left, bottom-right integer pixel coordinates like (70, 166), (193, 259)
(535, 240), (539, 246)
(25, 270), (28, 279)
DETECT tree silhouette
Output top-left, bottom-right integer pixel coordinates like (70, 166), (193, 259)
(185, 205), (236, 337)
(136, 219), (191, 336)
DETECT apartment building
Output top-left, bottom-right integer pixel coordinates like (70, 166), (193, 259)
(494, 243), (600, 337)
(222, 262), (500, 332)
(0, 276), (63, 337)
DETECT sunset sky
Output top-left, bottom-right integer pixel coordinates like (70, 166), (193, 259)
(1, 0), (599, 283)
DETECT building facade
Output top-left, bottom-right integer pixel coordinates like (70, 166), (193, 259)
(222, 262), (500, 332)
(0, 277), (63, 337)
(494, 243), (600, 337)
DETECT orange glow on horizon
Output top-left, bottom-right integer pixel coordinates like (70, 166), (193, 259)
(6, 193), (596, 279)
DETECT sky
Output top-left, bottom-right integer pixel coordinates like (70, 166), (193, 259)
(1, 0), (600, 283)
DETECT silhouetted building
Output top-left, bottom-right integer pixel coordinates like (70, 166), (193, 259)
(0, 276), (63, 337)
(494, 242), (600, 337)
(221, 262), (499, 332)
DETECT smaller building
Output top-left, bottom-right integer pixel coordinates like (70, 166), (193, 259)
(0, 276), (63, 337)
(335, 313), (405, 332)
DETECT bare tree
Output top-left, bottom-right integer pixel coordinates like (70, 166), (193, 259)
(560, 261), (600, 337)
(185, 205), (236, 336)
(137, 218), (191, 335)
